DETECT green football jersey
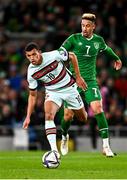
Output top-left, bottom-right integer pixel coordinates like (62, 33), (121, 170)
(61, 33), (107, 81)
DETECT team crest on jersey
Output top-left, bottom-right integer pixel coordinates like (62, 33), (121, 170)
(78, 42), (82, 46)
(94, 42), (99, 49)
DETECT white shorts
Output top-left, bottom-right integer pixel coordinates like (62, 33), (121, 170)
(45, 84), (84, 110)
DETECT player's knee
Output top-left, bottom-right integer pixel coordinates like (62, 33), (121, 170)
(91, 101), (103, 114)
(64, 112), (74, 121)
(45, 112), (55, 120)
(80, 111), (88, 122)
(93, 108), (103, 114)
(93, 106), (103, 114)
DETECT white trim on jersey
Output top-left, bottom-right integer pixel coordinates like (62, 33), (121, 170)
(100, 45), (107, 52)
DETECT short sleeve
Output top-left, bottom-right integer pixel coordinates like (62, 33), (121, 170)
(99, 37), (107, 52)
(56, 47), (69, 61)
(27, 71), (38, 90)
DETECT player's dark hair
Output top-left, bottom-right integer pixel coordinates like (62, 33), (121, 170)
(82, 13), (96, 22)
(24, 42), (40, 52)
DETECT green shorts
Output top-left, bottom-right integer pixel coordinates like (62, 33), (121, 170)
(78, 80), (102, 104)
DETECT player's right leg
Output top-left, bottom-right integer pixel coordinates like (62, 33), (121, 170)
(44, 101), (59, 152)
(44, 90), (62, 159)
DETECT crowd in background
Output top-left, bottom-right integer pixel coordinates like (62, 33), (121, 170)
(0, 0), (127, 137)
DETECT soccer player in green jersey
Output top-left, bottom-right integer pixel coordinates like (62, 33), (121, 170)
(60, 13), (122, 157)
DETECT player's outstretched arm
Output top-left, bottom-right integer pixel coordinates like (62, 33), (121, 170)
(23, 89), (37, 129)
(69, 52), (87, 90)
(104, 46), (122, 70)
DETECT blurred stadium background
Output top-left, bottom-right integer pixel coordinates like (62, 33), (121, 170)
(0, 0), (127, 152)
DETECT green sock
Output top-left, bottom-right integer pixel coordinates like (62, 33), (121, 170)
(95, 112), (109, 138)
(61, 118), (72, 136)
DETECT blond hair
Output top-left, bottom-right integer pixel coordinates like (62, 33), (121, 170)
(82, 13), (96, 22)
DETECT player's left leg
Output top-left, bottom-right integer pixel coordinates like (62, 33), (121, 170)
(60, 108), (74, 155)
(90, 100), (114, 157)
(60, 107), (88, 155)
(73, 107), (88, 123)
(60, 86), (87, 155)
(85, 82), (115, 157)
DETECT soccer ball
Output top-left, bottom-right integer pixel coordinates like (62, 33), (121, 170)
(42, 150), (60, 169)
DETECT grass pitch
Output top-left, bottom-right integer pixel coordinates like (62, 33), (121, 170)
(0, 151), (127, 179)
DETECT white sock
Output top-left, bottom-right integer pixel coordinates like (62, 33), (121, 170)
(62, 134), (68, 140)
(103, 138), (110, 148)
(45, 120), (58, 152)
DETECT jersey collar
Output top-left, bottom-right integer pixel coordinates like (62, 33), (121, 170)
(81, 32), (94, 40)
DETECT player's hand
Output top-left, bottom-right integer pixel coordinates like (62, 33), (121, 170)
(76, 76), (87, 91)
(114, 60), (122, 70)
(23, 117), (30, 129)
